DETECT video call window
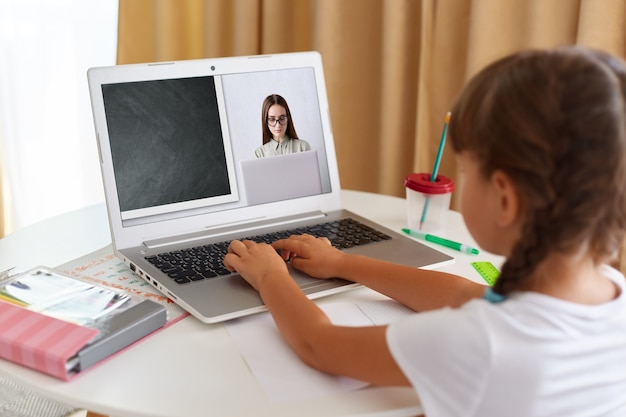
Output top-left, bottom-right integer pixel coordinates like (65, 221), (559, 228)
(102, 67), (331, 226)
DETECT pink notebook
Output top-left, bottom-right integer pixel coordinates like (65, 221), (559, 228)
(0, 301), (99, 380)
(0, 266), (167, 380)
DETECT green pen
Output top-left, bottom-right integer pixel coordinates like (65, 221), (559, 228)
(401, 228), (479, 255)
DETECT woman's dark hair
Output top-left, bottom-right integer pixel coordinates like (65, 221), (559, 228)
(261, 94), (299, 144)
(448, 46), (626, 295)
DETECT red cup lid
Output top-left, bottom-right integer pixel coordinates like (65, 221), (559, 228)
(404, 173), (455, 194)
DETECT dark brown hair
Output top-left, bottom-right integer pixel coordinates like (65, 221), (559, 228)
(261, 94), (300, 144)
(448, 46), (626, 295)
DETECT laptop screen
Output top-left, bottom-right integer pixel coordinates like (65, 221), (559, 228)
(100, 66), (332, 226)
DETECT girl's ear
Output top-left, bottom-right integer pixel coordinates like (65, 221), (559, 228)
(490, 170), (521, 227)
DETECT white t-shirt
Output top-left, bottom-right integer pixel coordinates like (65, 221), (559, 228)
(387, 265), (626, 417)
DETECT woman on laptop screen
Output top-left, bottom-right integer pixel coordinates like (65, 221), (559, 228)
(254, 94), (311, 158)
(226, 46), (626, 416)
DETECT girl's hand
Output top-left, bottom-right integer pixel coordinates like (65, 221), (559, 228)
(272, 234), (346, 279)
(224, 240), (289, 291)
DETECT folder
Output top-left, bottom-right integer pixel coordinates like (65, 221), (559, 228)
(0, 266), (167, 380)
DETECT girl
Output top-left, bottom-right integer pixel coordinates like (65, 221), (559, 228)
(224, 46), (626, 416)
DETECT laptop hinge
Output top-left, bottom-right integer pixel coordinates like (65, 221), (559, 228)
(143, 211), (327, 249)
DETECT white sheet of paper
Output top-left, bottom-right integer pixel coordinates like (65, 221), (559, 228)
(224, 300), (413, 403)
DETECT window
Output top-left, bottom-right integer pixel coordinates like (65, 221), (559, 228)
(0, 0), (118, 232)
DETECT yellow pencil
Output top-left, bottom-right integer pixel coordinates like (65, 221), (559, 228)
(0, 293), (28, 307)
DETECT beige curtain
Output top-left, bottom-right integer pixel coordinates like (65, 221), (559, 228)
(0, 0), (624, 237)
(115, 0), (626, 205)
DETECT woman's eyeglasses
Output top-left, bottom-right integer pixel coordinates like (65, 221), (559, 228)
(267, 115), (288, 126)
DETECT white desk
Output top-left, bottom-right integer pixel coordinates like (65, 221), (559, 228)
(0, 190), (503, 417)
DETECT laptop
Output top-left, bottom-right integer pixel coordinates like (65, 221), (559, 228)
(87, 51), (453, 323)
(240, 150), (322, 205)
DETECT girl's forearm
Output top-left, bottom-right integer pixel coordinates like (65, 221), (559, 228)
(255, 268), (412, 386)
(332, 254), (485, 311)
(256, 270), (331, 366)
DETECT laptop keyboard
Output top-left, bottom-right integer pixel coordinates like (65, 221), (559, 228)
(145, 218), (391, 284)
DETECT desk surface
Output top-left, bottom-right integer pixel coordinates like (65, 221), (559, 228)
(0, 190), (503, 417)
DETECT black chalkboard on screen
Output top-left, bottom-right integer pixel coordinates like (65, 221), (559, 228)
(102, 76), (230, 213)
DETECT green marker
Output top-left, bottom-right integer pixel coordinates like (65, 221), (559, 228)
(401, 228), (479, 255)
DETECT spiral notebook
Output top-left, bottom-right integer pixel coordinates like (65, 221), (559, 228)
(87, 51), (454, 323)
